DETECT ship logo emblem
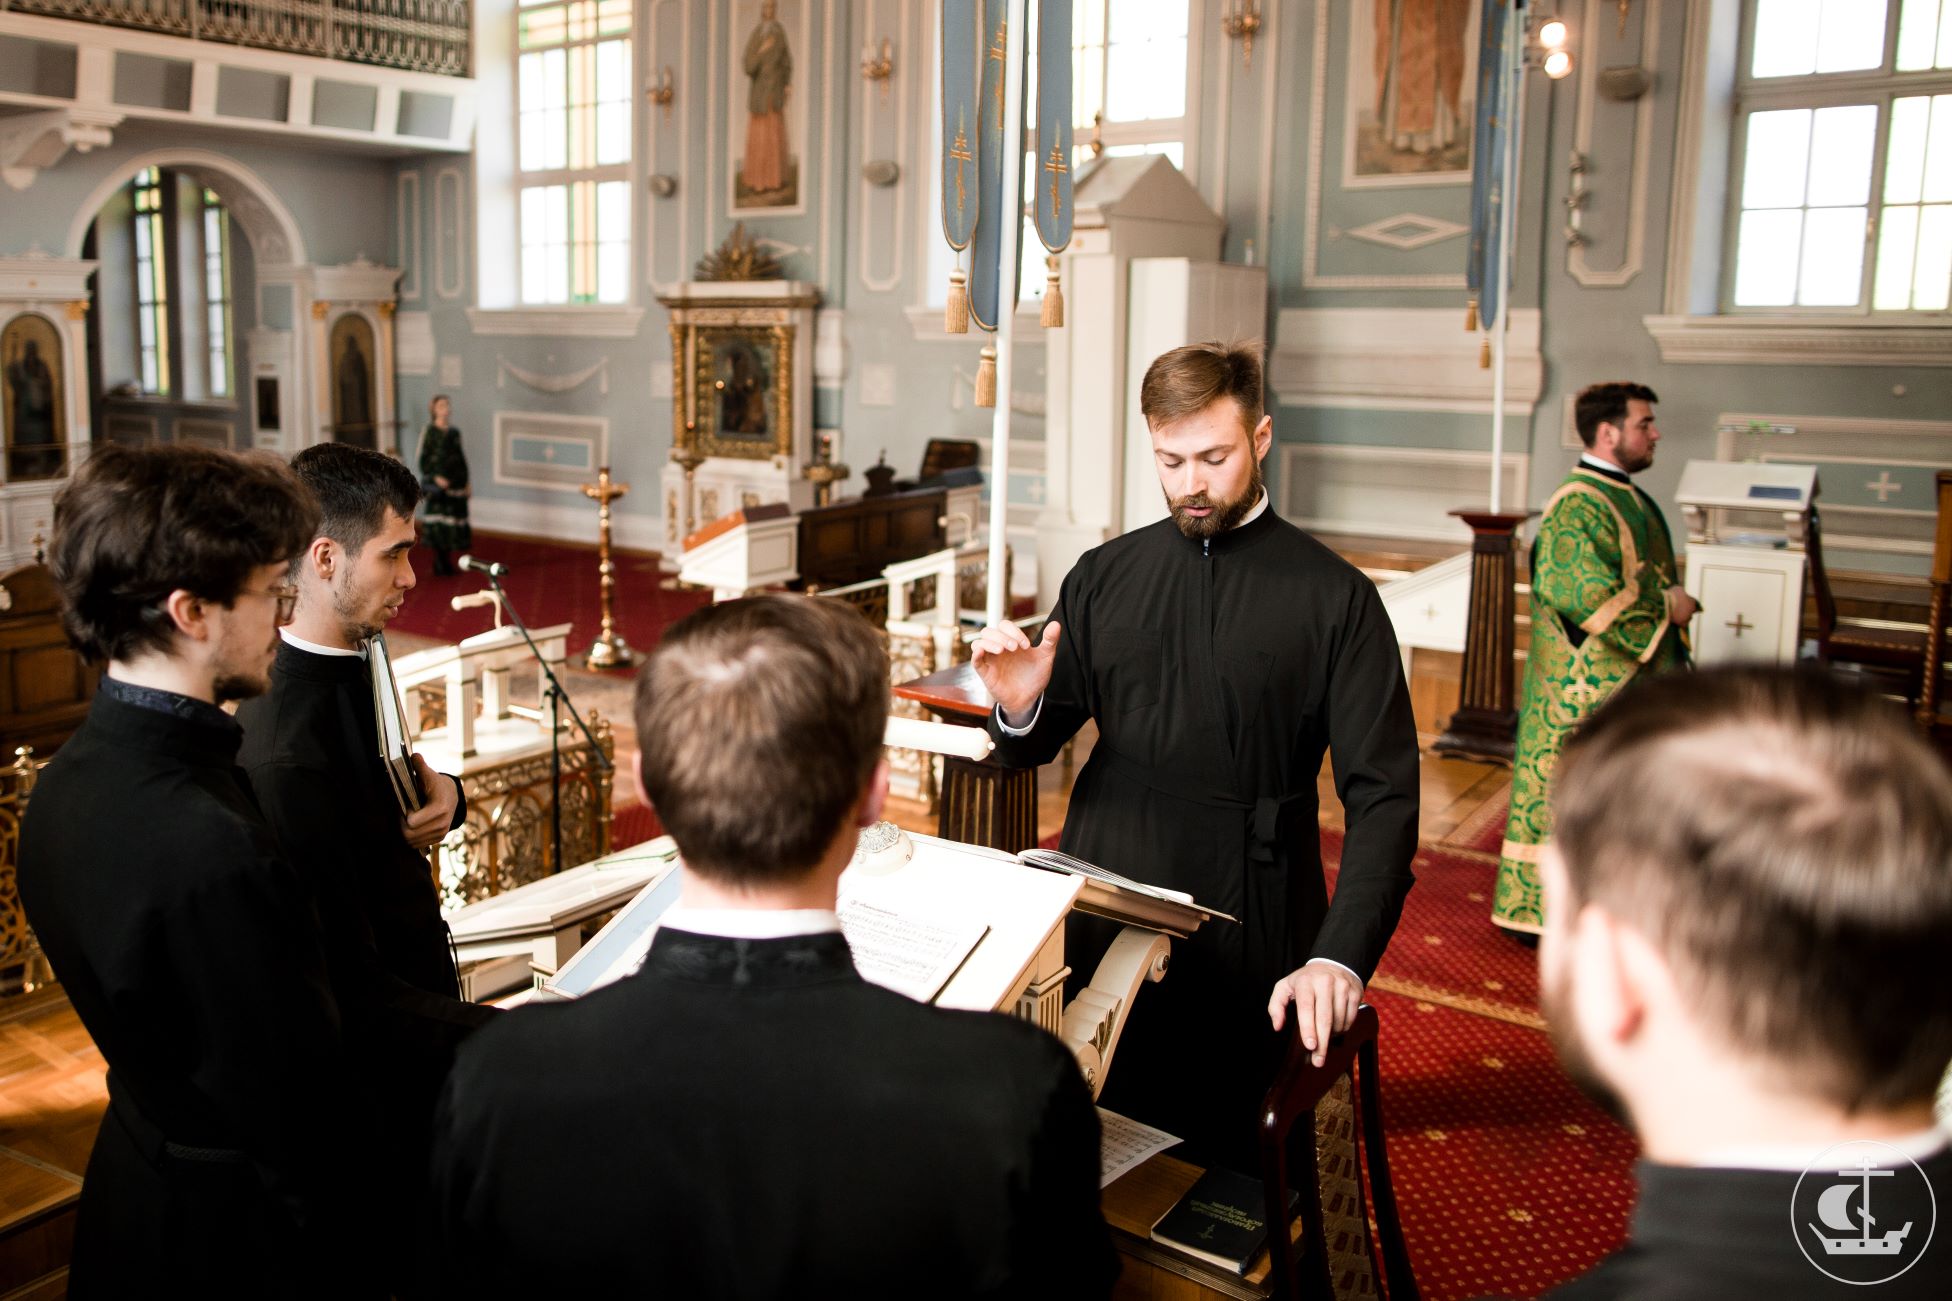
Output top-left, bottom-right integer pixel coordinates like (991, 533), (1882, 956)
(1791, 1141), (1937, 1286)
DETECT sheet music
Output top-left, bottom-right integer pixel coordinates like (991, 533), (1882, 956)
(836, 898), (988, 1004)
(1097, 1107), (1181, 1188)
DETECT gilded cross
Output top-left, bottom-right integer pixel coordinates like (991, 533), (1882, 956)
(1866, 470), (1902, 503)
(1725, 612), (1753, 639)
(987, 18), (1008, 135)
(580, 466), (630, 508)
(949, 109), (973, 221)
(1043, 123), (1068, 219)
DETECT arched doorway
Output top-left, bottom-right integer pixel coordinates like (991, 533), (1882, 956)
(65, 149), (314, 455)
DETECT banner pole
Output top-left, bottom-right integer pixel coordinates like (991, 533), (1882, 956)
(986, 0), (1028, 627)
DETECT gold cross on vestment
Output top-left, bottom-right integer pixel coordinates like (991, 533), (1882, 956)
(949, 110), (973, 221)
(987, 19), (1008, 135)
(1043, 125), (1068, 219)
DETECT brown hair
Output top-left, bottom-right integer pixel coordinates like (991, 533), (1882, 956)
(1138, 341), (1265, 433)
(1551, 666), (1952, 1112)
(1573, 381), (1658, 448)
(50, 443), (320, 664)
(634, 596), (889, 885)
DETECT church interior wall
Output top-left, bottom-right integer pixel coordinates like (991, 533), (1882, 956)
(5, 0), (1942, 584)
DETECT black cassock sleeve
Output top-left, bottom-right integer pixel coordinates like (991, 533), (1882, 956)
(1014, 1032), (1120, 1296)
(986, 560), (1096, 768)
(1310, 578), (1419, 982)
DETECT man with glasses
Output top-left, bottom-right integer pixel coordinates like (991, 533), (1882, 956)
(235, 442), (493, 1296)
(19, 444), (374, 1297)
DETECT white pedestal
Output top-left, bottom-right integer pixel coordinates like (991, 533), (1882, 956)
(1684, 544), (1809, 664)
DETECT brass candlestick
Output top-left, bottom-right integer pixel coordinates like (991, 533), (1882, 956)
(801, 460), (849, 509)
(661, 448), (708, 592)
(579, 466), (639, 670)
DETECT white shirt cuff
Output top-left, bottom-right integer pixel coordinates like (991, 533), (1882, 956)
(1305, 957), (1364, 991)
(993, 696), (1043, 736)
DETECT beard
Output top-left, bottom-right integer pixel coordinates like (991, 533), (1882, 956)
(1167, 455), (1266, 541)
(1539, 956), (1630, 1127)
(332, 577), (390, 645)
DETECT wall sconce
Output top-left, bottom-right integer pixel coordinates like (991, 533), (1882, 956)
(860, 37), (894, 102)
(647, 66), (675, 120)
(1220, 1), (1263, 70)
(1528, 13), (1575, 79)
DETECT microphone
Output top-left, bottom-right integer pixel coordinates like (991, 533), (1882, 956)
(456, 554), (508, 578)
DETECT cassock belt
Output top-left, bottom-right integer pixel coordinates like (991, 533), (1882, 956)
(107, 1073), (251, 1166)
(1097, 749), (1311, 865)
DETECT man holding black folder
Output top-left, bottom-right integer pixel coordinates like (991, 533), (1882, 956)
(235, 443), (494, 1293)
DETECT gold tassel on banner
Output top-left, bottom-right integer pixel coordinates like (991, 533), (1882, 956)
(974, 344), (998, 407)
(945, 267), (970, 334)
(1479, 336), (1492, 369)
(1465, 298), (1479, 332)
(1041, 255), (1065, 328)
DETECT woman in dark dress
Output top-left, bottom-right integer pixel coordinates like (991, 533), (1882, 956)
(418, 394), (471, 575)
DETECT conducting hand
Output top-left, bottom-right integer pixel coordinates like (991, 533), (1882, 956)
(970, 621), (1062, 719)
(1268, 962), (1363, 1068)
(402, 754), (460, 850)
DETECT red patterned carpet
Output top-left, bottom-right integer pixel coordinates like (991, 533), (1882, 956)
(1322, 830), (1636, 1299)
(390, 533), (709, 664)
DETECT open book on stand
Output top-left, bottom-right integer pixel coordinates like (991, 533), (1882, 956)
(368, 633), (426, 815)
(1015, 847), (1236, 930)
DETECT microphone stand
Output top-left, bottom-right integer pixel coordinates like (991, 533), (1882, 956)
(470, 566), (612, 878)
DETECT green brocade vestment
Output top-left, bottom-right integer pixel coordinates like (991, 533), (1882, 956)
(1494, 467), (1690, 932)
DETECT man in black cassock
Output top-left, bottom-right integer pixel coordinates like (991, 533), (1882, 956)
(1532, 667), (1951, 1300)
(976, 342), (1419, 1169)
(425, 596), (1115, 1297)
(19, 444), (375, 1298)
(234, 443), (494, 1293)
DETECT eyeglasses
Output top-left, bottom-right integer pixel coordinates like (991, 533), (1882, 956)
(239, 583), (300, 625)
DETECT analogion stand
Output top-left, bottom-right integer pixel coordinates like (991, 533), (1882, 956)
(893, 662), (1038, 854)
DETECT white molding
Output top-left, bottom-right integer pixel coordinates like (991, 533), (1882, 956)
(646, 0), (694, 287)
(1270, 308), (1543, 413)
(1643, 314), (1952, 366)
(903, 302), (1047, 344)
(465, 306), (646, 338)
(314, 259), (401, 303)
(491, 411), (610, 493)
(0, 12), (473, 155)
(1568, 0), (1659, 288)
(1303, 2), (1466, 290)
(0, 255), (96, 300)
(434, 167), (465, 301)
(1345, 213), (1469, 251)
(1277, 443), (1532, 542)
(397, 172), (423, 301)
(470, 495), (667, 552)
(62, 146), (307, 262)
(856, 0), (910, 294)
(819, 0), (838, 287)
(1206, 0), (1232, 215)
(1714, 413), (1952, 443)
(1254, 0), (1279, 256)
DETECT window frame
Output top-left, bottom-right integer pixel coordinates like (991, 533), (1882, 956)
(131, 166), (172, 397)
(512, 0), (634, 307)
(201, 188), (234, 400)
(1720, 0), (1952, 316)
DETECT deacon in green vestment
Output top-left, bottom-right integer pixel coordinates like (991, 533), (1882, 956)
(1496, 383), (1693, 933)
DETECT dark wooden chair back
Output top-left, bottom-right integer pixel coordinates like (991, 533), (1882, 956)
(1804, 508), (1928, 699)
(0, 563), (94, 757)
(1260, 1004), (1418, 1301)
(917, 438), (981, 482)
(1916, 471), (1952, 731)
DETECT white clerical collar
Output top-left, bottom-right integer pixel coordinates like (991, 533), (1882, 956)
(658, 906), (842, 940)
(1580, 452), (1631, 479)
(280, 627), (365, 658)
(1233, 489), (1269, 530)
(1694, 1125), (1952, 1172)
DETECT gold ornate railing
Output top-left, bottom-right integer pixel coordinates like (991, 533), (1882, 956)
(0, 747), (52, 996)
(2, 0), (472, 77)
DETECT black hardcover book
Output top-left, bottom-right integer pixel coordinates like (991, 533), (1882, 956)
(1149, 1166), (1293, 1276)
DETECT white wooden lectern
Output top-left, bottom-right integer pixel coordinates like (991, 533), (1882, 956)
(1676, 459), (1819, 665)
